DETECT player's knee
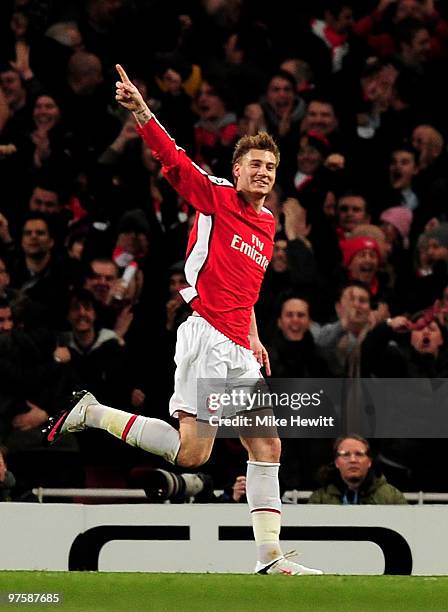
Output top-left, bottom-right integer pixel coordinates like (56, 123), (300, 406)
(176, 448), (211, 469)
(260, 437), (282, 462)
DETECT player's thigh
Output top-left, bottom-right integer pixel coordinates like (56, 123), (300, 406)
(170, 317), (228, 419)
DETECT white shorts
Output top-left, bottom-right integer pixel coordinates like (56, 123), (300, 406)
(169, 314), (262, 418)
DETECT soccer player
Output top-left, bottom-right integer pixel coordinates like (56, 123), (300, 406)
(43, 64), (322, 576)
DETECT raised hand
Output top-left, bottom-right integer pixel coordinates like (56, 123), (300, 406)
(10, 41), (33, 80)
(386, 315), (412, 332)
(115, 64), (150, 124)
(283, 197), (311, 241)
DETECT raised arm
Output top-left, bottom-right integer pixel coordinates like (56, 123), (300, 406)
(115, 64), (229, 215)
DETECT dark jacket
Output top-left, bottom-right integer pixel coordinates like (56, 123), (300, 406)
(0, 327), (74, 443)
(267, 330), (331, 378)
(308, 469), (407, 504)
(59, 328), (132, 408)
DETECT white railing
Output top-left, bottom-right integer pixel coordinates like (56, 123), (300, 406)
(32, 488), (148, 503)
(282, 489), (448, 504)
(31, 487), (448, 504)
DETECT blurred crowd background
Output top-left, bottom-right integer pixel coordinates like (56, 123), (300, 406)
(2, 0), (448, 503)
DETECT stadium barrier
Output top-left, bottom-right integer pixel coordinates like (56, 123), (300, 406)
(1, 502), (448, 574)
(31, 487), (448, 504)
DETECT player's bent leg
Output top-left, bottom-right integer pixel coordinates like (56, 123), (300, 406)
(241, 434), (323, 576)
(43, 390), (181, 464)
(175, 412), (217, 468)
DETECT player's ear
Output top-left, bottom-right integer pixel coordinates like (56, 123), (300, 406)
(233, 162), (240, 180)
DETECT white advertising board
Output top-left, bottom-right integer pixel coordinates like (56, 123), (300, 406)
(1, 503), (447, 574)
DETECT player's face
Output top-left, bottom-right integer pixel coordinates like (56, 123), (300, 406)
(234, 149), (276, 199)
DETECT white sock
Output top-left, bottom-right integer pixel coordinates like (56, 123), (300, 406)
(86, 404), (180, 464)
(246, 461), (283, 565)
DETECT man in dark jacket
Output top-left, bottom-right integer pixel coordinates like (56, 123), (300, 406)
(308, 434), (407, 504)
(267, 294), (329, 378)
(268, 293), (333, 492)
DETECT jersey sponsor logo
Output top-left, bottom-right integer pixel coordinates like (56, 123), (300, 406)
(230, 234), (269, 270)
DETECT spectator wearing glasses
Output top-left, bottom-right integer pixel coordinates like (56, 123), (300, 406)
(308, 435), (407, 504)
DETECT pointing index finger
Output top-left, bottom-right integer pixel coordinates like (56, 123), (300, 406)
(116, 64), (131, 84)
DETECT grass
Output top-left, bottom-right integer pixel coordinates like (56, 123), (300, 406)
(1, 573), (448, 611)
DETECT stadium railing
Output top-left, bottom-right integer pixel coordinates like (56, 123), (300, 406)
(31, 487), (448, 504)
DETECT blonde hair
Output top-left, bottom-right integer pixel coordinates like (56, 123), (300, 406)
(232, 132), (280, 167)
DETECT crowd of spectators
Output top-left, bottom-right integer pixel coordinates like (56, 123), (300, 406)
(2, 0), (448, 501)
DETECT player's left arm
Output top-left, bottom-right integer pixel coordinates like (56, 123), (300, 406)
(249, 308), (271, 376)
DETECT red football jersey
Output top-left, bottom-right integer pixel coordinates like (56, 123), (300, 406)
(137, 117), (275, 348)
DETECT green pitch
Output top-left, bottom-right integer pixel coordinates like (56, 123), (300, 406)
(1, 573), (448, 611)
